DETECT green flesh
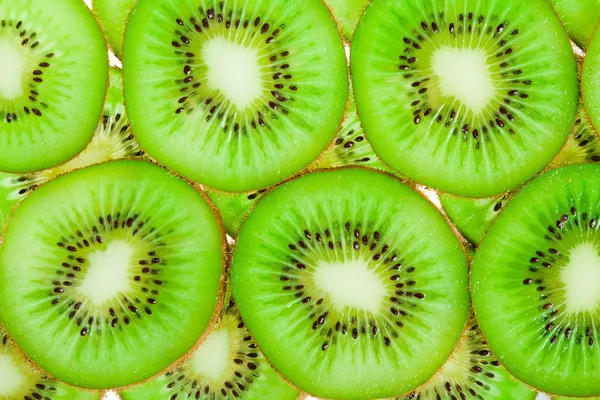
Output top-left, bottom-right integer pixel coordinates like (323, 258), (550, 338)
(231, 168), (470, 400)
(325, 0), (370, 41)
(351, 0), (578, 197)
(472, 164), (600, 396)
(396, 314), (537, 400)
(92, 0), (137, 59)
(0, 329), (101, 400)
(123, 0), (348, 192)
(0, 67), (145, 230)
(583, 28), (600, 134)
(0, 0), (108, 173)
(121, 300), (298, 400)
(205, 188), (265, 237)
(548, 0), (600, 50)
(440, 192), (513, 246)
(551, 105), (600, 168)
(0, 160), (224, 389)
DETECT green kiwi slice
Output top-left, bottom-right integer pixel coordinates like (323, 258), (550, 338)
(231, 168), (470, 399)
(123, 0), (348, 192)
(548, 0), (600, 50)
(92, 0), (137, 59)
(351, 0), (578, 198)
(471, 164), (600, 396)
(550, 104), (600, 168)
(0, 160), (225, 389)
(205, 188), (266, 237)
(325, 0), (369, 41)
(0, 67), (145, 230)
(583, 28), (600, 134)
(0, 328), (101, 400)
(121, 297), (299, 400)
(0, 0), (108, 173)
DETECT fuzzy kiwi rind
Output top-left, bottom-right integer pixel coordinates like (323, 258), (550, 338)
(0, 160), (227, 389)
(472, 164), (600, 396)
(92, 0), (137, 59)
(547, 0), (600, 50)
(231, 167), (470, 399)
(582, 26), (600, 134)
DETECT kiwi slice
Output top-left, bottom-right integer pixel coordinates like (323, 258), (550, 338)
(0, 328), (101, 399)
(471, 164), (600, 396)
(231, 168), (470, 399)
(548, 0), (600, 50)
(0, 0), (108, 173)
(120, 296), (299, 400)
(324, 0), (369, 41)
(583, 28), (600, 134)
(0, 160), (225, 389)
(205, 188), (266, 237)
(550, 104), (600, 168)
(123, 0), (348, 192)
(0, 67), (144, 230)
(351, 0), (578, 198)
(92, 0), (137, 59)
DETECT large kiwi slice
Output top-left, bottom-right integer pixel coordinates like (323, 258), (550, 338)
(231, 168), (470, 399)
(471, 164), (600, 396)
(351, 0), (578, 197)
(0, 328), (101, 400)
(0, 67), (144, 229)
(0, 0), (108, 173)
(548, 0), (600, 50)
(123, 0), (348, 192)
(121, 296), (299, 400)
(583, 28), (600, 133)
(0, 160), (225, 389)
(92, 0), (137, 59)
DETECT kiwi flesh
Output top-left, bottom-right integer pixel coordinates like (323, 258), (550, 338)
(471, 164), (600, 396)
(324, 0), (370, 41)
(92, 0), (137, 59)
(123, 0), (348, 192)
(0, 0), (108, 173)
(583, 27), (600, 134)
(231, 168), (470, 399)
(547, 0), (600, 50)
(0, 67), (145, 230)
(120, 296), (299, 400)
(351, 0), (578, 197)
(0, 160), (225, 389)
(550, 104), (600, 168)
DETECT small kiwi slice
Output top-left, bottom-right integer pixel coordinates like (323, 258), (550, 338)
(0, 0), (108, 173)
(92, 0), (137, 59)
(471, 164), (600, 396)
(548, 0), (600, 50)
(0, 67), (145, 230)
(324, 0), (370, 41)
(120, 296), (299, 400)
(205, 188), (266, 237)
(231, 168), (470, 399)
(583, 27), (600, 134)
(123, 0), (348, 192)
(0, 160), (225, 389)
(351, 0), (579, 197)
(550, 104), (600, 168)
(0, 328), (101, 399)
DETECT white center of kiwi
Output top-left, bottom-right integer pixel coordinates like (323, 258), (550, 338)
(0, 354), (27, 395)
(0, 39), (26, 100)
(202, 37), (263, 110)
(313, 260), (386, 312)
(191, 328), (230, 382)
(431, 47), (494, 113)
(560, 243), (600, 313)
(78, 240), (133, 305)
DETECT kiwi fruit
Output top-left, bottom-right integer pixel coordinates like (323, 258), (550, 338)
(0, 0), (108, 173)
(123, 0), (348, 192)
(0, 67), (144, 230)
(550, 104), (600, 168)
(92, 0), (137, 59)
(351, 0), (579, 198)
(324, 0), (370, 41)
(471, 164), (600, 396)
(231, 167), (470, 399)
(205, 188), (266, 238)
(0, 160), (225, 389)
(583, 27), (600, 133)
(120, 295), (299, 400)
(548, 0), (600, 50)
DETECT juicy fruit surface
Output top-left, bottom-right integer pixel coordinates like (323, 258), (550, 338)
(92, 0), (137, 59)
(550, 105), (600, 168)
(232, 168), (469, 399)
(0, 0), (108, 173)
(472, 164), (600, 396)
(124, 0), (348, 192)
(548, 0), (600, 50)
(0, 160), (224, 389)
(325, 0), (370, 40)
(121, 300), (299, 400)
(583, 28), (600, 133)
(352, 0), (578, 197)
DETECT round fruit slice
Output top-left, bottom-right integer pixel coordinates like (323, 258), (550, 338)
(0, 160), (225, 389)
(0, 0), (108, 173)
(92, 0), (137, 59)
(471, 164), (600, 397)
(583, 28), (600, 134)
(548, 0), (600, 50)
(351, 0), (578, 197)
(121, 297), (299, 400)
(123, 0), (348, 192)
(231, 168), (470, 400)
